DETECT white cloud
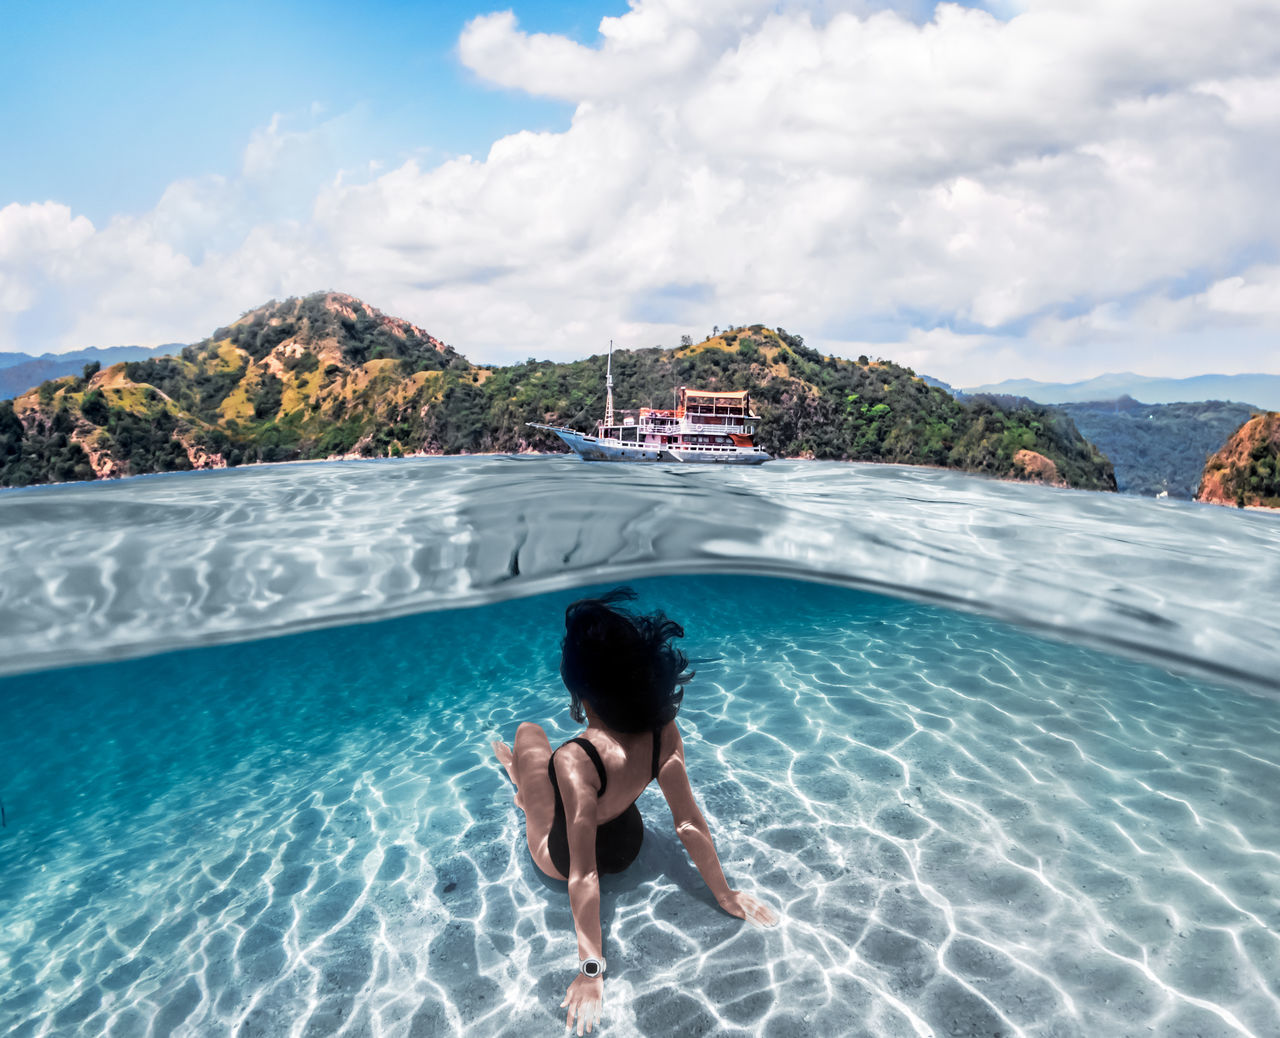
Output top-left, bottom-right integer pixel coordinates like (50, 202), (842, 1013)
(0, 201), (95, 264)
(1196, 74), (1280, 127)
(3, 0), (1279, 386)
(457, 1), (785, 101)
(1202, 266), (1280, 317)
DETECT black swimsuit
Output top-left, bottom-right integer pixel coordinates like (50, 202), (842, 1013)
(547, 726), (663, 877)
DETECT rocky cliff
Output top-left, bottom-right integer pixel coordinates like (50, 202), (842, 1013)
(1196, 412), (1280, 508)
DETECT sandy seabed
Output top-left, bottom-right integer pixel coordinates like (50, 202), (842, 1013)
(3, 578), (1278, 1037)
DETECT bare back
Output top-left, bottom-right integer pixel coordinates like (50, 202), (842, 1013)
(554, 718), (701, 832)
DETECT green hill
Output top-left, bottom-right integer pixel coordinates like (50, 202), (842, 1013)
(0, 294), (1115, 491)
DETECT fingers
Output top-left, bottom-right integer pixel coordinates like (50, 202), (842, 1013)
(562, 992), (602, 1035)
(581, 997), (602, 1035)
(741, 894), (779, 927)
(566, 998), (598, 1035)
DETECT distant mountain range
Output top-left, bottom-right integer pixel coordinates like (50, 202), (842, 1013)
(962, 373), (1280, 410)
(1054, 397), (1261, 499)
(0, 344), (182, 401)
(942, 378), (1275, 500)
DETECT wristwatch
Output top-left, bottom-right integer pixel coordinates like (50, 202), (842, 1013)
(579, 956), (606, 978)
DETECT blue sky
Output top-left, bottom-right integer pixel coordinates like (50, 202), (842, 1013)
(3, 1), (1278, 384)
(3, 1), (610, 223)
(5, 0), (980, 222)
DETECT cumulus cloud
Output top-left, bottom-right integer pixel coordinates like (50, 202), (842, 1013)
(0, 109), (358, 354)
(3, 0), (1279, 384)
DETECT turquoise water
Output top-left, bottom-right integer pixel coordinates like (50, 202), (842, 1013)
(3, 459), (1280, 1036)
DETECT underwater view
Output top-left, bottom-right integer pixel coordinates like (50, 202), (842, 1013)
(3, 458), (1279, 1037)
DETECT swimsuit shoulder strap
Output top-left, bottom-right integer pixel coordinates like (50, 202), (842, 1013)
(565, 737), (607, 797)
(651, 724), (663, 781)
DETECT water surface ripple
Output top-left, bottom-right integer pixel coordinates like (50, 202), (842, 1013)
(1, 456), (1277, 691)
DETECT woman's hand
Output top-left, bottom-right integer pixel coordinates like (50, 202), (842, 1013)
(561, 973), (603, 1035)
(718, 889), (779, 927)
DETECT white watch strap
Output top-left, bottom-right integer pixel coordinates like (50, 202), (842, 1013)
(579, 956), (606, 977)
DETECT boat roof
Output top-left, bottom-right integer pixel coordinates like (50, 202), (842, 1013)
(681, 388), (750, 399)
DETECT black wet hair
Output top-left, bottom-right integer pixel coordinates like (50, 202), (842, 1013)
(560, 587), (691, 732)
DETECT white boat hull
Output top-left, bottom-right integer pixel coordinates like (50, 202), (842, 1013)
(529, 424), (769, 465)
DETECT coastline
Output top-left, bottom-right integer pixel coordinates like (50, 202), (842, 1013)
(6, 436), (1273, 508)
(0, 448), (1138, 496)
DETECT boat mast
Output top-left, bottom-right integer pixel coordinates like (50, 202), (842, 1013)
(605, 340), (615, 428)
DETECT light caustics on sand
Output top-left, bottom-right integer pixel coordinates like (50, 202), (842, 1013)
(2, 459), (1279, 1037)
(0, 456), (1277, 691)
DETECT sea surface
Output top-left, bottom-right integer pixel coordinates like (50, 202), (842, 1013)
(2, 457), (1279, 1037)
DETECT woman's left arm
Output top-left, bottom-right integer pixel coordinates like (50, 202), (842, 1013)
(556, 753), (605, 1034)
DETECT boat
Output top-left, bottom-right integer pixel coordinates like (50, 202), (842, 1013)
(528, 343), (770, 464)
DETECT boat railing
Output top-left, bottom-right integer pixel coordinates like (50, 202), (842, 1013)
(638, 406), (761, 421)
(684, 422), (755, 433)
(673, 443), (765, 454)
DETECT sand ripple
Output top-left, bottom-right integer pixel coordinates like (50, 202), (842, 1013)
(2, 579), (1277, 1036)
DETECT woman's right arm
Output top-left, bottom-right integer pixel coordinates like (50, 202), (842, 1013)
(656, 724), (778, 926)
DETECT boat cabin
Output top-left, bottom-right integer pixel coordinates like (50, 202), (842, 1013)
(596, 387), (762, 447)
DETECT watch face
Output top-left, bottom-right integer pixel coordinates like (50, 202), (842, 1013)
(582, 959), (602, 977)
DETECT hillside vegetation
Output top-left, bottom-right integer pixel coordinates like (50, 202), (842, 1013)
(0, 295), (1115, 491)
(1196, 412), (1280, 508)
(1054, 397), (1260, 498)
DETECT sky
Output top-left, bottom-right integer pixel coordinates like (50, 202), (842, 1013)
(3, 0), (1279, 386)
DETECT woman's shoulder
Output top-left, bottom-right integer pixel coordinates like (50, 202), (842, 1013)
(584, 718), (681, 768)
(580, 718), (682, 753)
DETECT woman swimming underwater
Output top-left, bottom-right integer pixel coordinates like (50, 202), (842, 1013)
(492, 588), (778, 1034)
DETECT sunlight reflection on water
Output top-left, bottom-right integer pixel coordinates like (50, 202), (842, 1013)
(1, 456), (1277, 691)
